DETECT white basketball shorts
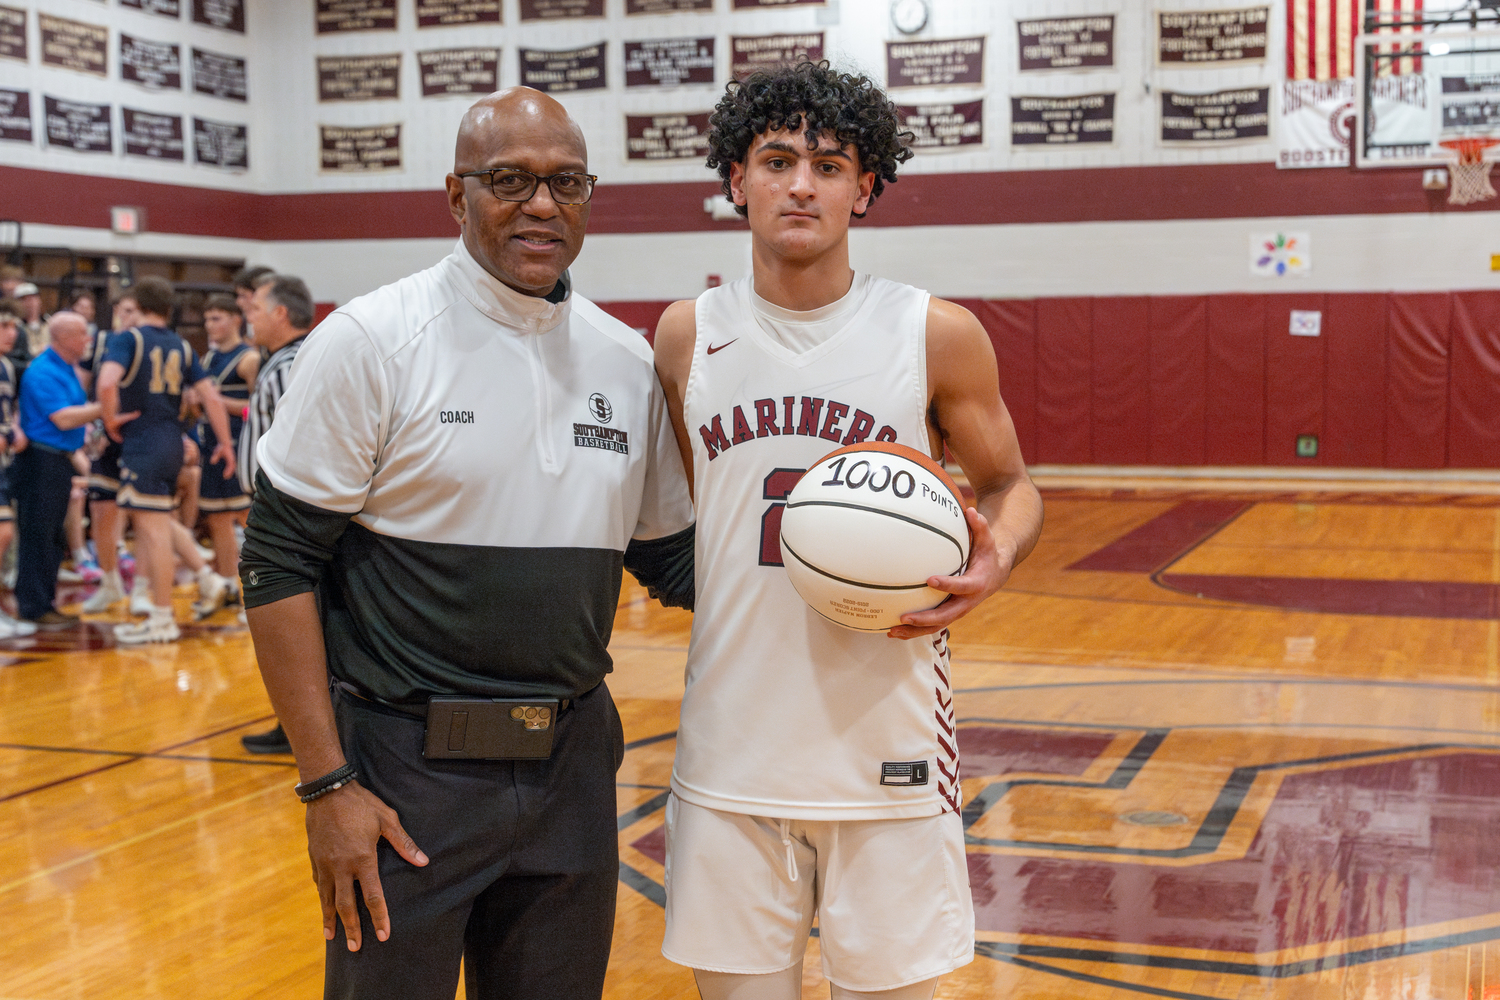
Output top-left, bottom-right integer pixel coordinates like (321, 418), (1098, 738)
(660, 794), (975, 991)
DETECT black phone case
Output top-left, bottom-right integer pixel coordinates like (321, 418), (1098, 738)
(423, 697), (559, 759)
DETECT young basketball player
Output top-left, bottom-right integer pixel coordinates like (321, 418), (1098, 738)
(653, 63), (1045, 1000)
(95, 276), (238, 644)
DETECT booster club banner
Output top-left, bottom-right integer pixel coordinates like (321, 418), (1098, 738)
(626, 112), (711, 160)
(1277, 78), (1355, 168)
(1011, 93), (1115, 146)
(1160, 87), (1270, 142)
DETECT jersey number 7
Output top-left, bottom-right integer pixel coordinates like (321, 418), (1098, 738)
(758, 468), (806, 567)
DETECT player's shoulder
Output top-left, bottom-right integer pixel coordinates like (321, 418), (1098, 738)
(569, 293), (655, 368)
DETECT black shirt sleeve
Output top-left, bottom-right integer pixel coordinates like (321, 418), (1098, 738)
(623, 524), (695, 611)
(239, 470), (355, 609)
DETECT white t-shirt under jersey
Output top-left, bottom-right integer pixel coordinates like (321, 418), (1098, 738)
(672, 274), (961, 822)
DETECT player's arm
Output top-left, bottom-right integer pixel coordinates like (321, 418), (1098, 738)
(892, 298), (1044, 640)
(236, 347), (261, 391)
(652, 298), (698, 501)
(191, 376), (237, 480)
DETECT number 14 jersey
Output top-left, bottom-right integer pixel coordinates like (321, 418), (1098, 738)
(673, 275), (961, 821)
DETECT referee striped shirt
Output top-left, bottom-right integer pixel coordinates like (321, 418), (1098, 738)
(239, 336), (305, 494)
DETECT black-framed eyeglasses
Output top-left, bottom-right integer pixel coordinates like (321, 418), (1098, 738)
(457, 168), (597, 205)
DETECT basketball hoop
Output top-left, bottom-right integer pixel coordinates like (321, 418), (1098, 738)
(1438, 137), (1500, 206)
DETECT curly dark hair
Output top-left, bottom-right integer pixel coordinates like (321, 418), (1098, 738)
(706, 61), (915, 219)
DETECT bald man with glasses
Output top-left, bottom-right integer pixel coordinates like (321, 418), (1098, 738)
(238, 88), (694, 1000)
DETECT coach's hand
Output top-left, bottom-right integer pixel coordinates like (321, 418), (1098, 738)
(103, 410), (140, 443)
(306, 781), (429, 952)
(889, 507), (1011, 640)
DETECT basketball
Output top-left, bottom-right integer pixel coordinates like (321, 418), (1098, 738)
(779, 442), (971, 632)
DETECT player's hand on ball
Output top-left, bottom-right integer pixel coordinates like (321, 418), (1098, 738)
(889, 506), (1010, 640)
(306, 781), (428, 952)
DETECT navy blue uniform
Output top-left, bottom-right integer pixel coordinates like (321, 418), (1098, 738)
(0, 355), (16, 520)
(198, 342), (251, 512)
(104, 326), (206, 510)
(85, 328), (124, 502)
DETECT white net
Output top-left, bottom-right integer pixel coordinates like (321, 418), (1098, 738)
(1449, 159), (1497, 205)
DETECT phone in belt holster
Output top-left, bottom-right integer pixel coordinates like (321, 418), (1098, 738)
(423, 696), (560, 759)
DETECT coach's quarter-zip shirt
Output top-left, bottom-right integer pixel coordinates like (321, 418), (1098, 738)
(243, 240), (693, 704)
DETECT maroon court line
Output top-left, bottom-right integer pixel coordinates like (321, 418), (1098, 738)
(1158, 573), (1500, 620)
(1066, 499), (1252, 573)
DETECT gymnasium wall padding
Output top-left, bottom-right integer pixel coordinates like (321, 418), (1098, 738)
(1204, 294), (1267, 467)
(1036, 298), (1094, 464)
(1386, 293), (1454, 469)
(597, 289), (1500, 470)
(1264, 294), (1328, 465)
(1148, 297), (1209, 466)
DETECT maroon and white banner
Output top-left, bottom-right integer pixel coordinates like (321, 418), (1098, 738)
(0, 7), (23, 64)
(1157, 8), (1268, 65)
(318, 54), (401, 101)
(321, 123), (401, 172)
(417, 0), (500, 26)
(44, 96), (112, 152)
(519, 0), (603, 19)
(1160, 87), (1270, 142)
(121, 34), (183, 90)
(194, 116), (247, 168)
(0, 88), (30, 143)
(40, 15), (108, 77)
(730, 32), (822, 80)
(627, 0), (711, 11)
(887, 37), (984, 88)
(419, 48), (499, 96)
(1017, 16), (1114, 71)
(897, 100), (984, 151)
(123, 108), (185, 160)
(317, 0), (396, 33)
(1277, 78), (1356, 168)
(732, 0), (822, 7)
(625, 38), (714, 88)
(626, 112), (711, 160)
(520, 44), (606, 92)
(1011, 93), (1115, 146)
(193, 0), (244, 33)
(193, 48), (247, 101)
(122, 0), (182, 17)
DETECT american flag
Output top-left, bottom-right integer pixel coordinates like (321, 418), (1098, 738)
(1287, 0), (1423, 80)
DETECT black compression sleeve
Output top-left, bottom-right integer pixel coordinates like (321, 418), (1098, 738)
(239, 470), (355, 609)
(623, 523), (695, 611)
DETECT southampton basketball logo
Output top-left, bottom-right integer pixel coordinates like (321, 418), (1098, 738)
(588, 393), (613, 423)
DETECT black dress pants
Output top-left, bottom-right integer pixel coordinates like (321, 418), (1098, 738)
(12, 444), (76, 620)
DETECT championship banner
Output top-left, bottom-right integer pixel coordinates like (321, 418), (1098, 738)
(121, 34), (183, 90)
(1442, 74), (1500, 131)
(730, 33), (822, 80)
(1277, 78), (1355, 168)
(193, 48), (247, 101)
(886, 37), (984, 89)
(317, 0), (396, 33)
(123, 108), (184, 160)
(1157, 8), (1268, 65)
(0, 88), (31, 143)
(1, 7), (27, 64)
(419, 48), (499, 97)
(1011, 93), (1115, 146)
(625, 38), (714, 88)
(417, 0), (500, 26)
(318, 54), (401, 101)
(626, 112), (711, 160)
(627, 0), (712, 11)
(1017, 16), (1114, 71)
(896, 100), (983, 151)
(1161, 88), (1269, 143)
(43, 95), (112, 152)
(320, 123), (401, 173)
(519, 0), (604, 19)
(40, 15), (108, 77)
(520, 44), (606, 92)
(194, 116), (247, 168)
(193, 0), (244, 33)
(121, 0), (182, 17)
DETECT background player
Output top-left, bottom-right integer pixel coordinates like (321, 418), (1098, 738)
(193, 293), (258, 612)
(80, 294), (142, 613)
(653, 63), (1045, 1000)
(95, 276), (237, 644)
(0, 302), (33, 638)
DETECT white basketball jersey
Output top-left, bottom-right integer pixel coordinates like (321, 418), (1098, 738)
(672, 275), (960, 821)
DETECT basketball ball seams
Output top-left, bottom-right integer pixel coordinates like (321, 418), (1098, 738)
(783, 499), (968, 558)
(781, 538), (961, 592)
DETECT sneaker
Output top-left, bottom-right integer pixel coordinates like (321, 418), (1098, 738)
(117, 549), (136, 575)
(26, 610), (80, 630)
(192, 571), (231, 620)
(0, 610), (37, 637)
(129, 577), (154, 616)
(76, 558), (103, 585)
(113, 617), (181, 644)
(241, 724), (292, 755)
(57, 565), (84, 583)
(82, 576), (128, 613)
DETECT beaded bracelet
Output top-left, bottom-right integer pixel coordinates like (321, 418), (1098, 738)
(295, 763), (358, 803)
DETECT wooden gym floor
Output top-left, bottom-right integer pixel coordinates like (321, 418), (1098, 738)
(5, 474), (1500, 999)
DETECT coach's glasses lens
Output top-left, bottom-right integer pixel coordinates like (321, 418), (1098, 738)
(482, 169), (596, 205)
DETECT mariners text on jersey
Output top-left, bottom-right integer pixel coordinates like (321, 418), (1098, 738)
(696, 395), (898, 460)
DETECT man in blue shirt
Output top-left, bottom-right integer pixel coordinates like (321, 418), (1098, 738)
(15, 311), (102, 627)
